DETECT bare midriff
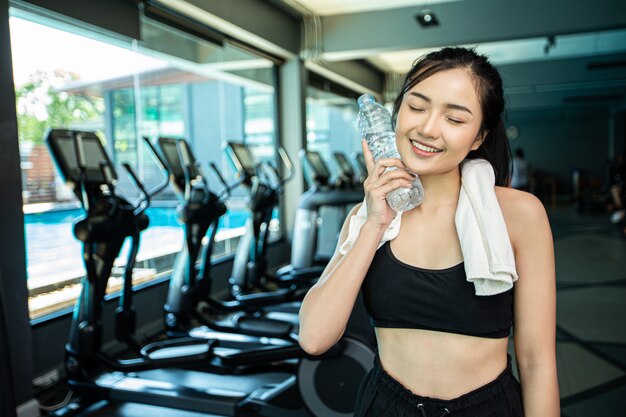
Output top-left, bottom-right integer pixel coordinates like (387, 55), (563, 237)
(376, 327), (510, 400)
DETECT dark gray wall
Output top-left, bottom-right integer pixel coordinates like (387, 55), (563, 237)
(0, 270), (16, 417)
(615, 111), (626, 157)
(507, 107), (612, 194)
(19, 0), (140, 39)
(0, 0), (34, 408)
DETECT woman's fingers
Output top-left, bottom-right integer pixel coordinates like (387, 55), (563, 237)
(368, 169), (414, 189)
(368, 178), (414, 198)
(362, 140), (408, 176)
(364, 159), (413, 186)
(364, 170), (415, 199)
(361, 139), (375, 175)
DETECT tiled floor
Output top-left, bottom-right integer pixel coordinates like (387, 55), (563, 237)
(542, 207), (626, 416)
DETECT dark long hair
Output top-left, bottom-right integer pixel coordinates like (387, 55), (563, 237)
(391, 47), (511, 186)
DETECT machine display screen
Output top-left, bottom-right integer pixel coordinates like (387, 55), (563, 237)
(334, 152), (355, 176)
(304, 151), (331, 180)
(228, 143), (257, 178)
(48, 130), (113, 185)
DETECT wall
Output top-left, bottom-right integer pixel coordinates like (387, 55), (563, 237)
(507, 107), (612, 195)
(0, 0), (34, 408)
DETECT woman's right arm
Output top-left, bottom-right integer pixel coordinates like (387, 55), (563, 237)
(298, 204), (385, 355)
(298, 141), (414, 355)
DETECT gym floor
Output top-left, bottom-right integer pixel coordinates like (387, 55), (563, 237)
(65, 205), (626, 417)
(546, 207), (626, 416)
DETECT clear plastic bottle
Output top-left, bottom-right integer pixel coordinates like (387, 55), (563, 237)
(357, 94), (424, 212)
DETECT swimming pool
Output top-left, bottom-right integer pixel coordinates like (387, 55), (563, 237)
(24, 206), (249, 229)
(24, 206), (252, 289)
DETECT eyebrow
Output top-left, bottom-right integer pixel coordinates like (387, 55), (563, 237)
(407, 92), (473, 115)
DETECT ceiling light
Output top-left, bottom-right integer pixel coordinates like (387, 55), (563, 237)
(416, 10), (439, 27)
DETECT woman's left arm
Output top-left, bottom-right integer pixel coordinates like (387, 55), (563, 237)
(499, 188), (560, 417)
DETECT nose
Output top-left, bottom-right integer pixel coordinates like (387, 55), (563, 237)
(417, 112), (439, 139)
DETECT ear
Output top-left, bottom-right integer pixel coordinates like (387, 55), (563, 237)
(470, 130), (487, 151)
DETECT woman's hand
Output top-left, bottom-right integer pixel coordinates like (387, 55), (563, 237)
(361, 139), (415, 229)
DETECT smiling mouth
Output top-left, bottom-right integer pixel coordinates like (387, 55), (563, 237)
(410, 140), (443, 153)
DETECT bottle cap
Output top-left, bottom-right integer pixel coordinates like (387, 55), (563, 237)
(357, 94), (374, 108)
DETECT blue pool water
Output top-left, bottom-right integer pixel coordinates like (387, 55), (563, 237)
(24, 207), (249, 229)
(24, 206), (255, 284)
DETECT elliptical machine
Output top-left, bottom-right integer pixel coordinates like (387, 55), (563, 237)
(353, 152), (368, 184)
(333, 151), (364, 191)
(221, 142), (376, 417)
(46, 129), (322, 416)
(155, 137), (297, 342)
(149, 138), (376, 417)
(225, 144), (364, 294)
(275, 149), (363, 280)
(223, 142), (313, 294)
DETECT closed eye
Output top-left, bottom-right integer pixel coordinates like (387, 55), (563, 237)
(408, 106), (425, 112)
(447, 118), (464, 125)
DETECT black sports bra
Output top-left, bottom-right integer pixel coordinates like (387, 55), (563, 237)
(361, 242), (513, 338)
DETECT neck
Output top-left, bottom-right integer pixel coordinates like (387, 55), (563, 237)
(411, 167), (462, 212)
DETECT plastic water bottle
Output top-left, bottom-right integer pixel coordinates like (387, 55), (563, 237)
(357, 94), (424, 212)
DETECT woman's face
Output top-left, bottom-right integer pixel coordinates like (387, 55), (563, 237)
(395, 68), (484, 177)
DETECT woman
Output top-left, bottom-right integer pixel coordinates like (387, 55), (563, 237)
(298, 48), (559, 417)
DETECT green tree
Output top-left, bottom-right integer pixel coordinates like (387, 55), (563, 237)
(15, 69), (104, 144)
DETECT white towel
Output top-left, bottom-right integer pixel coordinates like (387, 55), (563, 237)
(338, 199), (401, 255)
(339, 158), (517, 296)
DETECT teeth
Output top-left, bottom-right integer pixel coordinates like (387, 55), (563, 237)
(411, 140), (442, 153)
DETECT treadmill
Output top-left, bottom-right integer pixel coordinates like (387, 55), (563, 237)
(45, 129), (310, 416)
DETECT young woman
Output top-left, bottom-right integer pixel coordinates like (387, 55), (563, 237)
(298, 48), (559, 417)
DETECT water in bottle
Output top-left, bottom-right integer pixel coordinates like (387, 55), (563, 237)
(357, 94), (424, 212)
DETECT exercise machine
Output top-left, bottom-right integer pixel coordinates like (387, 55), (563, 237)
(156, 137), (297, 342)
(333, 151), (363, 191)
(46, 129), (315, 416)
(221, 142), (376, 417)
(276, 149), (363, 278)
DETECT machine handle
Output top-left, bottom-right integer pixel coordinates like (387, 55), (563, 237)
(138, 136), (171, 198)
(122, 162), (150, 214)
(209, 161), (242, 200)
(277, 147), (294, 185)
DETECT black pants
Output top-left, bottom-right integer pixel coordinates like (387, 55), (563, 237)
(354, 355), (523, 417)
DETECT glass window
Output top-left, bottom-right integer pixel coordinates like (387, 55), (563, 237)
(306, 86), (363, 180)
(11, 8), (279, 320)
(305, 85), (365, 259)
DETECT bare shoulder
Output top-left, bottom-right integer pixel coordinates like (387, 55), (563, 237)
(495, 186), (550, 248)
(495, 186), (546, 220)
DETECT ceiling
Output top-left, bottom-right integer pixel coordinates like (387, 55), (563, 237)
(285, 0), (626, 69)
(283, 0), (464, 16)
(274, 0), (626, 111)
(371, 28), (626, 73)
(155, 0), (626, 111)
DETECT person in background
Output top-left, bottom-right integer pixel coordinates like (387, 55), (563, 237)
(511, 148), (529, 191)
(609, 153), (625, 225)
(299, 47), (559, 417)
